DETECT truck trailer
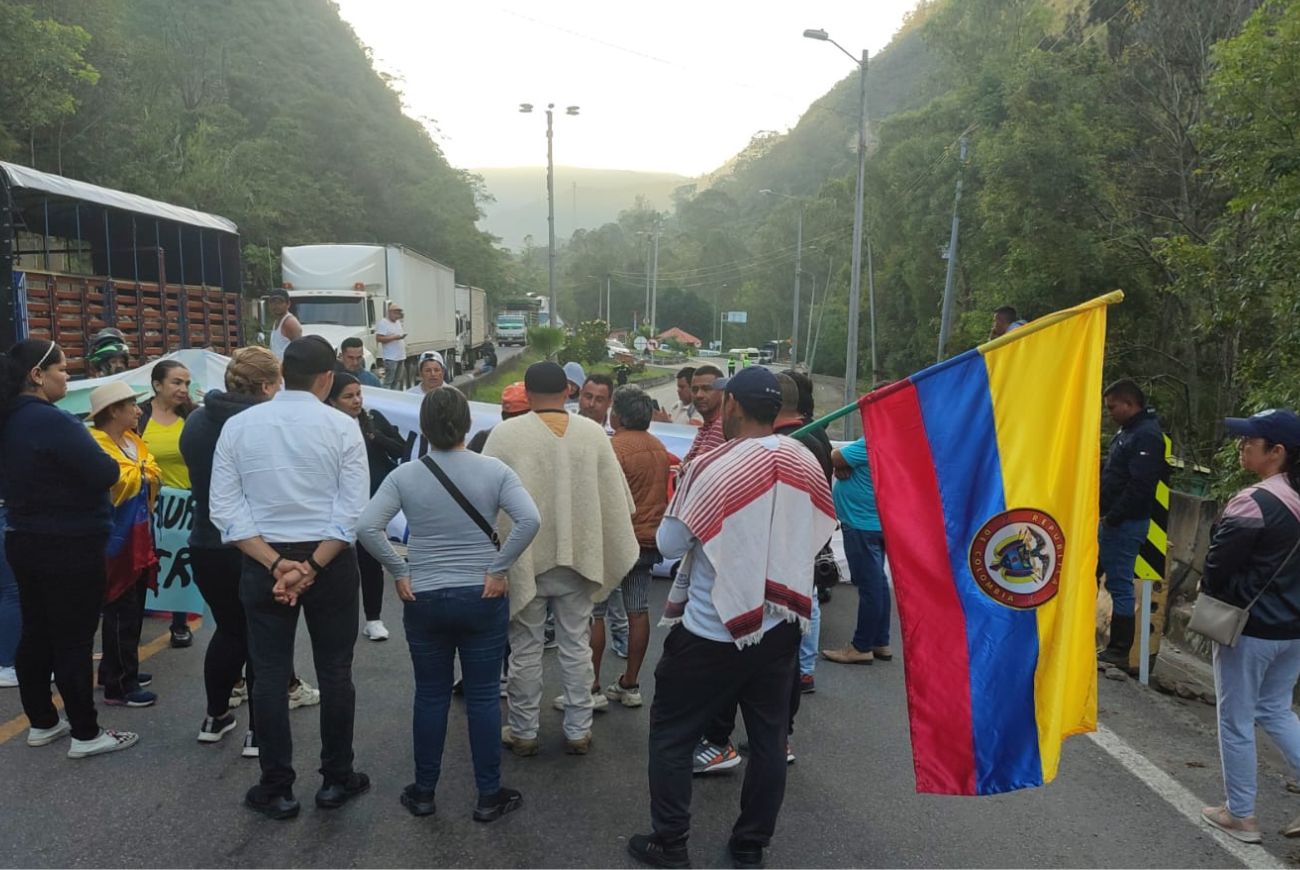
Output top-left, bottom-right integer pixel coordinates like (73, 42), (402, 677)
(280, 244), (456, 382)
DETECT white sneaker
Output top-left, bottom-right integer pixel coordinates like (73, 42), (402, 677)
(553, 691), (609, 712)
(288, 679), (321, 709)
(604, 678), (643, 708)
(0, 665), (18, 687)
(363, 620), (390, 642)
(27, 719), (70, 747)
(228, 678), (247, 709)
(68, 728), (139, 758)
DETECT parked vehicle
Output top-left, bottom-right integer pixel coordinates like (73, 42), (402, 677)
(454, 284), (491, 374)
(495, 311), (528, 346)
(0, 161), (243, 376)
(279, 244), (456, 377)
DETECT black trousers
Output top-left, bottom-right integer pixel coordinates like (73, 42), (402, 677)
(648, 622), (800, 846)
(99, 574), (148, 699)
(192, 546), (256, 725)
(704, 663), (803, 745)
(357, 543), (383, 621)
(240, 543), (360, 796)
(6, 531), (106, 740)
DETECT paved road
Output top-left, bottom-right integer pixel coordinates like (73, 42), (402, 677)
(1, 576), (1295, 868)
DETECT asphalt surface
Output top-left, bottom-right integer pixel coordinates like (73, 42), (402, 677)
(3, 575), (1298, 869)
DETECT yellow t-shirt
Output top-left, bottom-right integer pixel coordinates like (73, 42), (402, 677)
(142, 416), (191, 489)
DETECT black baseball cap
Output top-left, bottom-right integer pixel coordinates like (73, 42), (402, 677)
(282, 335), (336, 378)
(524, 360), (568, 394)
(1225, 409), (1300, 449)
(266, 288), (290, 302)
(715, 366), (782, 416)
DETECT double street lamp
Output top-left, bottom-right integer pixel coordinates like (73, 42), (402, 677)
(803, 28), (872, 422)
(519, 102), (579, 329)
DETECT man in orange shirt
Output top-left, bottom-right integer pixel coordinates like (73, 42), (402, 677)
(591, 385), (670, 709)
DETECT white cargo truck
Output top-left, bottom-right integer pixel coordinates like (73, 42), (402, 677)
(280, 244), (457, 382)
(453, 284), (490, 375)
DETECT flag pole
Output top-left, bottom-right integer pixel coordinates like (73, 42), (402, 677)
(790, 290), (1125, 440)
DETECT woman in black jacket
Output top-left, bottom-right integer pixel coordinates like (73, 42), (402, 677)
(180, 347), (281, 751)
(328, 372), (406, 641)
(1200, 409), (1300, 845)
(0, 339), (138, 759)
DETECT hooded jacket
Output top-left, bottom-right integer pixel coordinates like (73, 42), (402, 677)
(179, 389), (264, 549)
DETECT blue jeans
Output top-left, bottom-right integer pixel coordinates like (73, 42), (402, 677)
(0, 505), (19, 668)
(799, 597), (821, 676)
(404, 586), (508, 798)
(1098, 518), (1148, 618)
(843, 527), (889, 652)
(1213, 635), (1300, 817)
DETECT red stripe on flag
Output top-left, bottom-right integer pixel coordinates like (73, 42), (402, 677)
(862, 383), (978, 795)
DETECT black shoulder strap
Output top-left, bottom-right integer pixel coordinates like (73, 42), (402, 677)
(420, 455), (500, 550)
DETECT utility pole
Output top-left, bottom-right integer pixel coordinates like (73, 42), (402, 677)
(650, 225), (661, 335)
(545, 104), (556, 328)
(937, 136), (969, 362)
(605, 275), (611, 326)
(792, 206), (803, 365)
(867, 237), (876, 381)
(844, 48), (869, 435)
(805, 272), (816, 367)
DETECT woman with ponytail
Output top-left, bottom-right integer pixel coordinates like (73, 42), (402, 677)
(327, 372), (405, 642)
(0, 339), (139, 758)
(356, 385), (540, 821)
(1200, 409), (1300, 844)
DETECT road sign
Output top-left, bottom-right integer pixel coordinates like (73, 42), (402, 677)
(724, 311), (748, 323)
(633, 335), (649, 351)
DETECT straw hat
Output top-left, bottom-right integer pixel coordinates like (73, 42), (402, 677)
(88, 381), (141, 418)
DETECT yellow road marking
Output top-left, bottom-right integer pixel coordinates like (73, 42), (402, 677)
(0, 617), (201, 746)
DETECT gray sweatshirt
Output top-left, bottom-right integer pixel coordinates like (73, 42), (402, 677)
(356, 449), (541, 593)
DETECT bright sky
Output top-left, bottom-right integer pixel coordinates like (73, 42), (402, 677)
(332, 0), (920, 177)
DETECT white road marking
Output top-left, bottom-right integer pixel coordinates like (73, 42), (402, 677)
(1088, 724), (1287, 869)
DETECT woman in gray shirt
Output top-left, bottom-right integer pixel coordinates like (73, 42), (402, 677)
(357, 387), (540, 823)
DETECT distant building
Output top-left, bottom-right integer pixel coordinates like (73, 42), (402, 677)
(657, 327), (702, 349)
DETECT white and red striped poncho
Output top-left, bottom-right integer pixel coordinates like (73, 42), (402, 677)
(662, 434), (837, 648)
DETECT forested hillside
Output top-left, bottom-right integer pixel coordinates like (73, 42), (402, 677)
(0, 0), (503, 290)
(543, 0), (1299, 471)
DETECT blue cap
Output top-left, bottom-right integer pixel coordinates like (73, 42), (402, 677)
(563, 361), (586, 388)
(1225, 409), (1300, 449)
(715, 366), (782, 415)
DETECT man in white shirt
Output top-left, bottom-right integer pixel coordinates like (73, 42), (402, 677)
(266, 289), (301, 361)
(653, 366), (703, 427)
(376, 304), (407, 389)
(210, 335), (371, 821)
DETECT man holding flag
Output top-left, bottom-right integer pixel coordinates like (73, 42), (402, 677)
(850, 293), (1118, 796)
(628, 366), (836, 870)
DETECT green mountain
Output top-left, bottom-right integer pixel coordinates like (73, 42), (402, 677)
(474, 166), (690, 251)
(0, 0), (503, 291)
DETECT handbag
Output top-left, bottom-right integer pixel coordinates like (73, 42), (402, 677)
(1188, 536), (1300, 647)
(419, 455), (500, 550)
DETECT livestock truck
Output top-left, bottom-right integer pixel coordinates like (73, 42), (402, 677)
(0, 161), (243, 375)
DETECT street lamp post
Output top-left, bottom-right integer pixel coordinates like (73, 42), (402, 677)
(761, 189), (804, 365)
(519, 102), (579, 329)
(804, 28), (870, 428)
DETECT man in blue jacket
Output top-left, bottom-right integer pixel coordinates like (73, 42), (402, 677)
(1098, 379), (1165, 667)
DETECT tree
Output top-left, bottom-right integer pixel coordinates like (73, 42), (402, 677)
(0, 3), (98, 161)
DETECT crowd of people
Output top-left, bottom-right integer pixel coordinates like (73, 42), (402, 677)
(9, 304), (1300, 860)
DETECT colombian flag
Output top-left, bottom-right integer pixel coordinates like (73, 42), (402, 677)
(862, 292), (1119, 795)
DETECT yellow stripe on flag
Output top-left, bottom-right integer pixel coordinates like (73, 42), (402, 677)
(981, 296), (1110, 784)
